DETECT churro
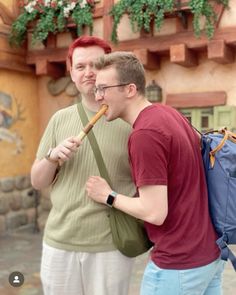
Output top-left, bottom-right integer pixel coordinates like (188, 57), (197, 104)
(77, 104), (108, 141)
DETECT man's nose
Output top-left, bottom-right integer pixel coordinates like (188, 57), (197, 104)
(85, 65), (95, 76)
(95, 92), (103, 102)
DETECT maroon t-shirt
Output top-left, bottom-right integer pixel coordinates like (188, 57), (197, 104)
(128, 104), (219, 269)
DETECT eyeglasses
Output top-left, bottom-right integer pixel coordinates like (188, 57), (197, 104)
(93, 83), (129, 97)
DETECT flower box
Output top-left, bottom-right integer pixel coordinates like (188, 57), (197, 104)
(9, 0), (95, 48)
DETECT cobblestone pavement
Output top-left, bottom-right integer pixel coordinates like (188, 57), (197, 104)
(0, 227), (235, 295)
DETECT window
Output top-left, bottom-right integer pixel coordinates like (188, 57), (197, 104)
(179, 106), (236, 133)
(180, 107), (213, 132)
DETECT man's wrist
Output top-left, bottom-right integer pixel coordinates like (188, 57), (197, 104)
(106, 191), (118, 207)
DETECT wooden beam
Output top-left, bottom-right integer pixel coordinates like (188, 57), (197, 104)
(26, 48), (68, 64)
(35, 59), (66, 78)
(111, 27), (236, 53)
(207, 40), (234, 64)
(0, 35), (26, 55)
(213, 2), (225, 27)
(103, 0), (114, 41)
(22, 26), (236, 76)
(0, 60), (34, 73)
(133, 49), (159, 70)
(170, 43), (197, 67)
(0, 50), (27, 65)
(45, 33), (57, 49)
(93, 7), (104, 19)
(166, 91), (227, 108)
(174, 0), (191, 11)
(26, 27), (236, 65)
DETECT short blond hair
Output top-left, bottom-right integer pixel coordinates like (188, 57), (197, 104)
(95, 51), (146, 95)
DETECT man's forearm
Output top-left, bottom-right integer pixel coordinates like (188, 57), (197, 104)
(31, 158), (59, 189)
(113, 193), (165, 226)
(86, 176), (168, 226)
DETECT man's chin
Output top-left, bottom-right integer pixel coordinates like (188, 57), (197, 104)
(83, 88), (95, 97)
(105, 114), (116, 122)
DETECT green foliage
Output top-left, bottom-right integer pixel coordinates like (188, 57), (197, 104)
(9, 0), (230, 47)
(9, 10), (39, 47)
(110, 0), (229, 43)
(189, 0), (229, 39)
(71, 3), (93, 36)
(9, 0), (94, 47)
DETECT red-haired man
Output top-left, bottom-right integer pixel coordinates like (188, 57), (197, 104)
(31, 36), (136, 295)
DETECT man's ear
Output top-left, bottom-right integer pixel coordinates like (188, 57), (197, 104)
(126, 83), (137, 97)
(70, 67), (75, 83)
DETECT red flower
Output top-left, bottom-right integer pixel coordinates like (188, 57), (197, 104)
(51, 2), (57, 8)
(17, 0), (25, 7)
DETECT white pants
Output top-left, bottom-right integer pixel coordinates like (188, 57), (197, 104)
(41, 242), (134, 295)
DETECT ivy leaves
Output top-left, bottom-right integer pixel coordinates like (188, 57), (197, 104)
(9, 0), (94, 47)
(9, 10), (38, 47)
(189, 0), (229, 38)
(111, 0), (175, 43)
(110, 0), (229, 43)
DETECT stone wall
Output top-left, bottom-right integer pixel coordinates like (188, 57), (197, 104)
(0, 175), (37, 235)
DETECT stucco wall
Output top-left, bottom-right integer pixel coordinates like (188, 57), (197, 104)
(1, 0), (14, 8)
(146, 53), (236, 107)
(0, 70), (39, 177)
(37, 76), (76, 135)
(220, 0), (236, 27)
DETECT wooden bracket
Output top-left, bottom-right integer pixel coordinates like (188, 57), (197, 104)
(207, 40), (234, 64)
(170, 43), (197, 67)
(133, 49), (159, 70)
(35, 59), (66, 78)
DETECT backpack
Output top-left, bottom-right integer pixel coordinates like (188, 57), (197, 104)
(201, 128), (236, 270)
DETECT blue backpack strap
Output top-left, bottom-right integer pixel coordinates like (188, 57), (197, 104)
(201, 135), (211, 175)
(216, 236), (236, 271)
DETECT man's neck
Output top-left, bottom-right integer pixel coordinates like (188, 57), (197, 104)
(81, 94), (99, 112)
(124, 98), (152, 126)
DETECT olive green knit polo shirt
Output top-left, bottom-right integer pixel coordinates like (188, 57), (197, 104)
(36, 103), (136, 252)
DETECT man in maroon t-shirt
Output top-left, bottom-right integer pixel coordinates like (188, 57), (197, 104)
(86, 52), (225, 295)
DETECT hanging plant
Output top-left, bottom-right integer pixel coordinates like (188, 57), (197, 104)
(189, 0), (229, 38)
(110, 0), (229, 43)
(9, 0), (95, 47)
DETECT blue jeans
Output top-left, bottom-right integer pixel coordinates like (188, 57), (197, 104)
(140, 258), (225, 295)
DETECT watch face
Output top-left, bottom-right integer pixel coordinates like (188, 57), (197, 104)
(46, 148), (53, 158)
(106, 194), (115, 207)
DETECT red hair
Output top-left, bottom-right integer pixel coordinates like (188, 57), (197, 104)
(67, 35), (112, 66)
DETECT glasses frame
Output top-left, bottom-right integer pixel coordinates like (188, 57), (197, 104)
(93, 83), (129, 97)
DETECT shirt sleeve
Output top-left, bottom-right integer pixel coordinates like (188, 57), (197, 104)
(128, 129), (170, 188)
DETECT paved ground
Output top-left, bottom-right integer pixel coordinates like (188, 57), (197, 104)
(0, 226), (235, 295)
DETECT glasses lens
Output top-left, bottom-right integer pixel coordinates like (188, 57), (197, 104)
(96, 86), (104, 96)
(93, 87), (98, 95)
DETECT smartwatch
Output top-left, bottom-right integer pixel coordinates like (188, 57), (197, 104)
(106, 191), (118, 207)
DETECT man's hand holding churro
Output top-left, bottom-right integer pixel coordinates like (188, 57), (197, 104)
(50, 136), (82, 165)
(47, 104), (108, 166)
